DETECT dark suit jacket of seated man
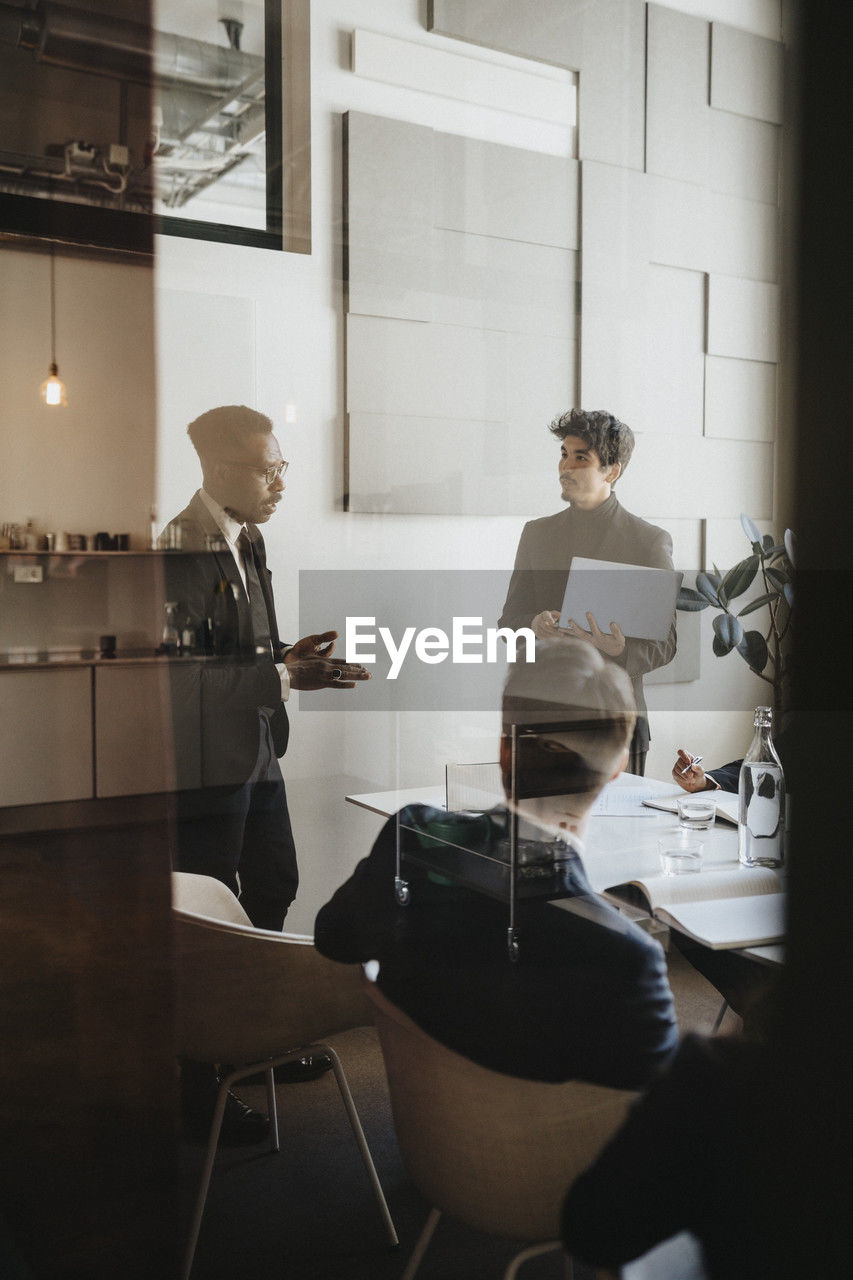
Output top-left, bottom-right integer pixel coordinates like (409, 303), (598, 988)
(315, 641), (678, 1092)
(499, 409), (677, 776)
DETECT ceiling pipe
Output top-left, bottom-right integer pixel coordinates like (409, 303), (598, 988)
(0, 0), (262, 94)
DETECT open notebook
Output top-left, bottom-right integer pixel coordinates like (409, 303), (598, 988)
(604, 864), (785, 949)
(641, 791), (740, 826)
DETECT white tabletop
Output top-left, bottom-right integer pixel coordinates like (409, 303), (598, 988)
(345, 773), (783, 962)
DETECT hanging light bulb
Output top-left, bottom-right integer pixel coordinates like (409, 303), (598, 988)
(41, 362), (67, 406)
(40, 246), (67, 407)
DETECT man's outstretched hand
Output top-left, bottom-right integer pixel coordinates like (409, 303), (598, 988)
(284, 630), (371, 691)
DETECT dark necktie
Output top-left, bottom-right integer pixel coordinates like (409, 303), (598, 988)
(237, 528), (273, 657)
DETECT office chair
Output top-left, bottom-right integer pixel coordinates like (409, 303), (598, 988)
(172, 872), (398, 1280)
(364, 978), (636, 1280)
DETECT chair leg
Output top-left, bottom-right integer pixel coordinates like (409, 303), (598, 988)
(182, 1080), (230, 1280)
(503, 1241), (567, 1280)
(712, 999), (729, 1034)
(321, 1042), (399, 1247)
(265, 1065), (280, 1152)
(401, 1207), (441, 1280)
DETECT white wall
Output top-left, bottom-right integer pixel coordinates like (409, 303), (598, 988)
(151, 0), (785, 932)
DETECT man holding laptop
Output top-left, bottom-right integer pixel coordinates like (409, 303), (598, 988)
(499, 409), (677, 775)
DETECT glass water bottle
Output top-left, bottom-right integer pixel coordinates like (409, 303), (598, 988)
(738, 706), (785, 868)
(161, 601), (181, 656)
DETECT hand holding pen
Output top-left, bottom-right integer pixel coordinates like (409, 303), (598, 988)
(672, 748), (709, 793)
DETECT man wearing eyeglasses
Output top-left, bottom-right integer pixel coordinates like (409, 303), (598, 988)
(164, 405), (370, 1143)
(162, 405), (368, 932)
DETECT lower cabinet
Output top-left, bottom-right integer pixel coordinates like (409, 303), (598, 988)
(0, 668), (94, 806)
(94, 663), (201, 796)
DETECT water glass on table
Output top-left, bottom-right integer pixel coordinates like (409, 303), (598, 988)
(658, 830), (704, 876)
(677, 793), (716, 830)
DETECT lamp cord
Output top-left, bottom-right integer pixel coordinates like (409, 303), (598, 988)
(50, 245), (57, 367)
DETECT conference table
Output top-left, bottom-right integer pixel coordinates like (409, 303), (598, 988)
(345, 772), (783, 966)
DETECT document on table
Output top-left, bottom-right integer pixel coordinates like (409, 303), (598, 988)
(592, 777), (675, 817)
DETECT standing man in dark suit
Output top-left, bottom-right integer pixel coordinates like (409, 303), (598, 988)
(499, 409), (676, 775)
(162, 405), (369, 932)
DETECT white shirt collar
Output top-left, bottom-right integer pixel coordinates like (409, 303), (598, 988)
(198, 487), (246, 549)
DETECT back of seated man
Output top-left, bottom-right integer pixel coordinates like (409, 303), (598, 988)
(314, 639), (678, 1091)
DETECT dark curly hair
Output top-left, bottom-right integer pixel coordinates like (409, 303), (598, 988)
(548, 409), (635, 476)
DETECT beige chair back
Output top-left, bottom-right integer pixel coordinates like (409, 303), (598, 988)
(172, 872), (370, 1064)
(365, 981), (637, 1242)
(172, 871), (254, 925)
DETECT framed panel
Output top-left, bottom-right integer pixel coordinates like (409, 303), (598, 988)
(0, 0), (310, 254)
(710, 23), (784, 125)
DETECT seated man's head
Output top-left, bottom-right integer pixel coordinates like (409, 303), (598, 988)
(187, 405), (287, 525)
(549, 409), (635, 510)
(500, 639), (636, 835)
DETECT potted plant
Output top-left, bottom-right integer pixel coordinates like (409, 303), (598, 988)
(677, 514), (795, 729)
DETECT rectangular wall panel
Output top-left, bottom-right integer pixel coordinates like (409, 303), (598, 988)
(644, 264), (706, 438)
(704, 355), (776, 442)
(431, 230), (575, 337)
(352, 28), (574, 124)
(346, 314), (506, 421)
(434, 134), (578, 248)
(580, 161), (650, 429)
(710, 23), (784, 125)
(648, 176), (778, 283)
(708, 109), (780, 205)
(345, 112), (435, 322)
(646, 5), (710, 188)
(707, 276), (780, 362)
(429, 0), (646, 171)
(348, 414), (550, 516)
(618, 436), (773, 520)
(704, 189), (779, 283)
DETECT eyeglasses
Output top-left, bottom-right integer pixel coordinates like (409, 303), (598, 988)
(226, 459), (289, 485)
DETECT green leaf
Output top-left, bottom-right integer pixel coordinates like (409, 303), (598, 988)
(764, 543), (786, 558)
(738, 630), (770, 672)
(737, 591), (778, 617)
(741, 513), (762, 546)
(767, 566), (790, 588)
(712, 613), (743, 655)
(762, 533), (776, 552)
(720, 555), (759, 601)
(783, 583), (794, 608)
(784, 529), (797, 566)
(696, 572), (721, 606)
(676, 587), (710, 612)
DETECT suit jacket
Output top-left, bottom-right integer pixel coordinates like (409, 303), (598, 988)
(162, 493), (289, 788)
(499, 496), (677, 748)
(314, 805), (679, 1091)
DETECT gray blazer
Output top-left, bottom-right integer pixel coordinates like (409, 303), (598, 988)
(499, 497), (677, 748)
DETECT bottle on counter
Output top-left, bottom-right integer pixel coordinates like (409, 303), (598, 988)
(212, 579), (239, 655)
(149, 505), (160, 551)
(161, 601), (181, 655)
(738, 705), (786, 868)
(181, 612), (196, 655)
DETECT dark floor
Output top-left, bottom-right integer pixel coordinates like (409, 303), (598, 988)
(180, 949), (727, 1280)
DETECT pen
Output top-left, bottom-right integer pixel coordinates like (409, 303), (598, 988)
(679, 754), (703, 775)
